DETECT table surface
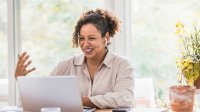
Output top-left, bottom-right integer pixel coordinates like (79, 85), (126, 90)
(95, 108), (165, 112)
(0, 107), (166, 112)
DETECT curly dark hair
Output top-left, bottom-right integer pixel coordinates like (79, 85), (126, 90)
(72, 8), (121, 47)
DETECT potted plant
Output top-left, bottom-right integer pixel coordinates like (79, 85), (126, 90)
(169, 22), (199, 112)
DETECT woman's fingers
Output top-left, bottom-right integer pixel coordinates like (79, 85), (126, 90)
(25, 67), (36, 75)
(15, 52), (36, 78)
(17, 52), (27, 65)
(24, 60), (32, 68)
(19, 52), (27, 60)
(15, 67), (36, 79)
(15, 66), (36, 77)
(17, 53), (29, 68)
(19, 55), (30, 67)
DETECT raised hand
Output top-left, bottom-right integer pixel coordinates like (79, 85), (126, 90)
(15, 52), (36, 78)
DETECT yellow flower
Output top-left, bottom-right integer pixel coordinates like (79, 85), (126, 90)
(175, 21), (200, 86)
(187, 64), (193, 70)
(175, 21), (186, 35)
(176, 21), (184, 28)
(187, 78), (194, 86)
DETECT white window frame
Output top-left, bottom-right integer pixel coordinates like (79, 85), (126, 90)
(105, 0), (132, 60)
(7, 0), (21, 105)
(7, 0), (131, 105)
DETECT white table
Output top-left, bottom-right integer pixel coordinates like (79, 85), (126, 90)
(0, 107), (166, 112)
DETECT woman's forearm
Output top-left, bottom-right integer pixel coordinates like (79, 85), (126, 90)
(82, 96), (98, 108)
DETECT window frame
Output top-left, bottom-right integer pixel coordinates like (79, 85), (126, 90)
(7, 0), (21, 105)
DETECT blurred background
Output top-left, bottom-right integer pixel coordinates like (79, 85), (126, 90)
(1, 0), (200, 107)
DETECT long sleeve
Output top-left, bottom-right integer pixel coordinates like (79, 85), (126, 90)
(89, 59), (135, 108)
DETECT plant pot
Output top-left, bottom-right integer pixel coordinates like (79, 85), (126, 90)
(169, 85), (195, 112)
(194, 76), (200, 89)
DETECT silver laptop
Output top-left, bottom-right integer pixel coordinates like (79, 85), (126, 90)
(17, 76), (95, 112)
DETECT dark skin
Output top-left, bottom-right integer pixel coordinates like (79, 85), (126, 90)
(82, 97), (98, 108)
(15, 52), (36, 78)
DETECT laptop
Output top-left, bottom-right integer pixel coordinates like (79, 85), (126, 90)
(17, 76), (95, 112)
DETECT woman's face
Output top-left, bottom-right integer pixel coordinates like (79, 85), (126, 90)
(79, 23), (107, 60)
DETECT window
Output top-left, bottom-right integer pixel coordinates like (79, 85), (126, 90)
(132, 0), (200, 105)
(0, 0), (8, 106)
(20, 0), (105, 76)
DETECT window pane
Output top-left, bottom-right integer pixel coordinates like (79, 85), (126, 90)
(20, 0), (105, 76)
(0, 0), (8, 106)
(132, 0), (200, 105)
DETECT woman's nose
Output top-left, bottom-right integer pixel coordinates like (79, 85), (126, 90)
(82, 39), (90, 47)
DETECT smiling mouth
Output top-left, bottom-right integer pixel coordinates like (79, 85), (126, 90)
(84, 48), (93, 54)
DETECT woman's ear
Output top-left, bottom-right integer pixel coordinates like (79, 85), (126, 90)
(105, 32), (111, 46)
(105, 38), (109, 47)
(105, 32), (110, 42)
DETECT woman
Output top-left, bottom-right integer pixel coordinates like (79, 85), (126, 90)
(15, 8), (135, 108)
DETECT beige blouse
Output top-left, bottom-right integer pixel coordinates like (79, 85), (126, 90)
(50, 50), (135, 108)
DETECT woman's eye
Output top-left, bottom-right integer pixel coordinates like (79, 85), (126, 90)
(89, 37), (95, 40)
(79, 37), (84, 41)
